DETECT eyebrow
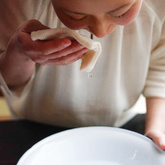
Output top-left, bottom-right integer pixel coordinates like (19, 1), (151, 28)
(62, 2), (133, 15)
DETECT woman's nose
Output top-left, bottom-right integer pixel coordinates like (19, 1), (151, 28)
(89, 17), (115, 38)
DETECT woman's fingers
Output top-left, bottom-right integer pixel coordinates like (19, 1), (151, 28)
(39, 40), (85, 60)
(16, 20), (72, 58)
(15, 19), (89, 66)
(17, 32), (72, 57)
(40, 47), (88, 65)
(34, 40), (89, 65)
(145, 130), (165, 149)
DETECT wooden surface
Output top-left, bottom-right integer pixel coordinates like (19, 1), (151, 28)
(0, 97), (11, 121)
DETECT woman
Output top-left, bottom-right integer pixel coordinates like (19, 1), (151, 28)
(0, 0), (165, 149)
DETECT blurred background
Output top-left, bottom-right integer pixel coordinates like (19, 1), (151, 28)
(0, 89), (146, 122)
(0, 89), (11, 121)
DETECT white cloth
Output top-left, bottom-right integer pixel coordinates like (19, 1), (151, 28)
(31, 28), (102, 72)
(0, 0), (165, 127)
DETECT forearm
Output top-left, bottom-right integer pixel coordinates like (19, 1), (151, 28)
(145, 97), (165, 133)
(0, 37), (35, 88)
(145, 97), (165, 149)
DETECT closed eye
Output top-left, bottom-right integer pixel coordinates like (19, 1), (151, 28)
(68, 15), (88, 21)
(63, 9), (88, 21)
(111, 9), (130, 19)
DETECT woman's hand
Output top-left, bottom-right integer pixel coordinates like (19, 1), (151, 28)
(145, 130), (165, 149)
(0, 19), (88, 88)
(145, 97), (165, 150)
(14, 19), (88, 65)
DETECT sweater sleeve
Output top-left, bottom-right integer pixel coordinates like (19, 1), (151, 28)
(143, 20), (165, 98)
(0, 69), (35, 99)
(0, 51), (35, 98)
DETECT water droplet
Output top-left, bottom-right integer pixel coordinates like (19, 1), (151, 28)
(88, 72), (93, 78)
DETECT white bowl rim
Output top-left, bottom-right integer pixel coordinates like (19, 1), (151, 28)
(17, 126), (165, 164)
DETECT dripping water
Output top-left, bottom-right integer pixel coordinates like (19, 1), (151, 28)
(88, 72), (93, 78)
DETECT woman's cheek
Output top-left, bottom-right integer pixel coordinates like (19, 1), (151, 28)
(118, 1), (142, 25)
(117, 10), (139, 26)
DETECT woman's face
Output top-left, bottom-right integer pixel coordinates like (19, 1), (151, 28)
(51, 0), (142, 38)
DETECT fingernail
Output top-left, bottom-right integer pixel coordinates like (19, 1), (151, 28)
(79, 44), (86, 49)
(63, 40), (71, 47)
(82, 48), (89, 53)
(160, 140), (165, 146)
